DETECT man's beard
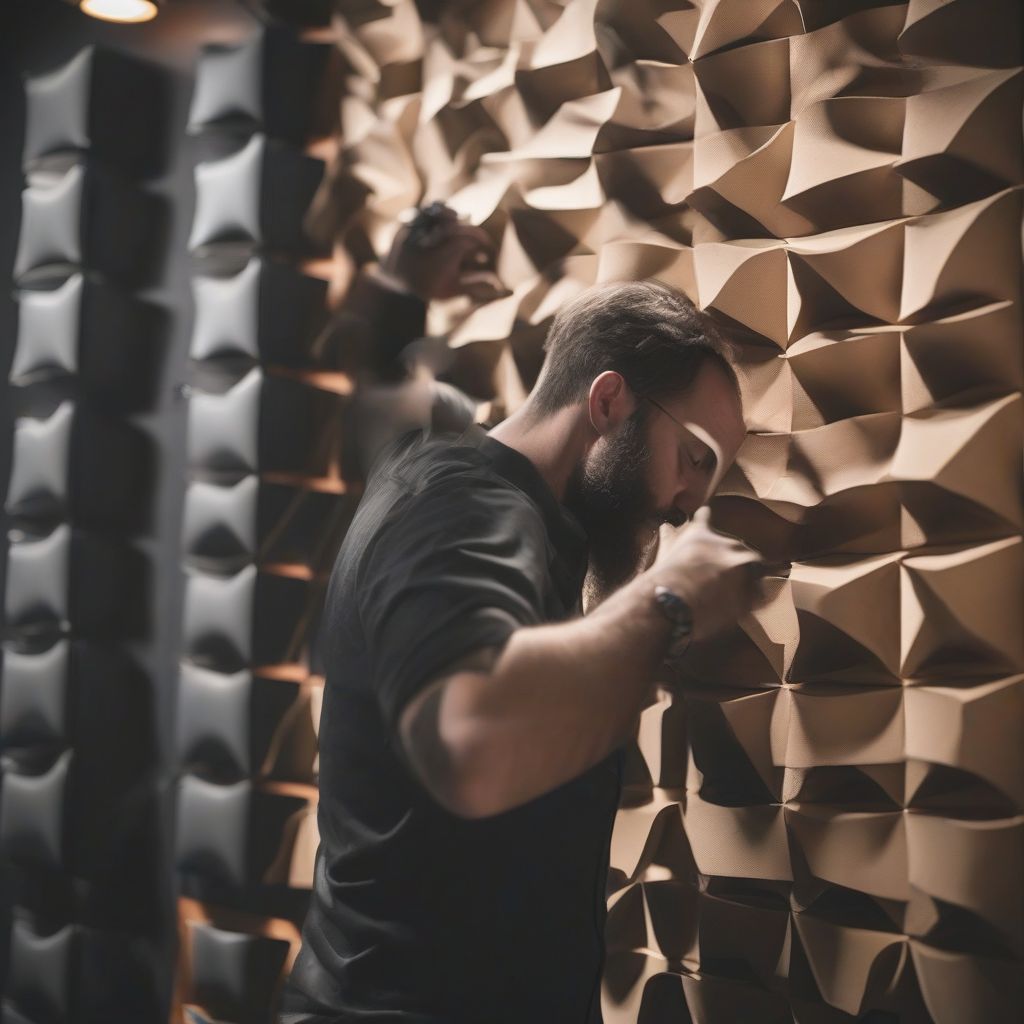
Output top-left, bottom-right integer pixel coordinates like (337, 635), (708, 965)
(565, 411), (682, 603)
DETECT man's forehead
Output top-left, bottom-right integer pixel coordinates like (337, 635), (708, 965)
(663, 369), (745, 436)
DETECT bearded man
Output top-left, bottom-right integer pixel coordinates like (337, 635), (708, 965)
(281, 207), (765, 1024)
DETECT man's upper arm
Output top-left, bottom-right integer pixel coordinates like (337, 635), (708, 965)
(396, 645), (500, 810)
(359, 476), (548, 736)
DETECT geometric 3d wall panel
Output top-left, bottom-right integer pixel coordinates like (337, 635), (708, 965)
(5, 918), (160, 1023)
(175, 664), (316, 781)
(182, 477), (352, 571)
(6, 402), (152, 532)
(304, 2), (1024, 1023)
(189, 135), (325, 261)
(186, 369), (344, 480)
(189, 30), (331, 145)
(181, 564), (319, 670)
(4, 525), (148, 640)
(0, 743), (150, 881)
(190, 259), (328, 368)
(185, 922), (291, 1024)
(14, 163), (161, 287)
(174, 775), (308, 888)
(5, 35), (167, 1024)
(24, 46), (164, 176)
(173, 18), (341, 1021)
(11, 275), (162, 404)
(0, 641), (148, 759)
(0, 752), (73, 869)
(249, 0), (332, 28)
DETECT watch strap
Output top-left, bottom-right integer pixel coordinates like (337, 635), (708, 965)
(654, 584), (694, 659)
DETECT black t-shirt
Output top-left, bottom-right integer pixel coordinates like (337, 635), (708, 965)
(281, 426), (623, 1024)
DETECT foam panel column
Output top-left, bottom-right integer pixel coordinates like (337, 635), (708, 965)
(2, 43), (167, 1023)
(174, 22), (342, 1024)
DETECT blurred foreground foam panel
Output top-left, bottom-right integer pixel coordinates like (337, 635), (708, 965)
(173, 14), (342, 1024)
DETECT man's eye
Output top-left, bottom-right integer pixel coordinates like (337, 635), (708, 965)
(685, 446), (714, 473)
(679, 442), (710, 473)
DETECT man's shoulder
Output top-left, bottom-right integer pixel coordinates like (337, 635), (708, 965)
(364, 428), (548, 551)
(375, 425), (488, 477)
(373, 427), (528, 503)
(328, 429), (534, 607)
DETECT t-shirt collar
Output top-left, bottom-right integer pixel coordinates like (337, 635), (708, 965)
(459, 425), (589, 568)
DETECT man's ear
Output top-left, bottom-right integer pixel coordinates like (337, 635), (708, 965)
(587, 370), (635, 435)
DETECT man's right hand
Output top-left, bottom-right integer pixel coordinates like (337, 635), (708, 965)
(397, 506), (766, 819)
(648, 507), (765, 641)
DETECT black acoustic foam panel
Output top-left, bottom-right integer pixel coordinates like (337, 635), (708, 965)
(180, 565), (317, 670)
(11, 275), (163, 406)
(188, 135), (325, 261)
(182, 476), (353, 572)
(190, 258), (328, 368)
(174, 775), (306, 887)
(0, 751), (71, 868)
(187, 368), (343, 480)
(0, 705), (152, 881)
(252, 0), (332, 28)
(176, 663), (315, 781)
(6, 402), (152, 532)
(5, 918), (159, 1024)
(14, 163), (162, 287)
(0, 641), (150, 767)
(23, 45), (165, 177)
(4, 525), (148, 640)
(188, 922), (291, 1024)
(189, 29), (331, 145)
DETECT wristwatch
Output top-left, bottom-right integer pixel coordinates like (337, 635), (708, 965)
(654, 584), (694, 661)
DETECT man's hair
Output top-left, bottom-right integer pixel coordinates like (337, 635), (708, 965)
(529, 280), (738, 418)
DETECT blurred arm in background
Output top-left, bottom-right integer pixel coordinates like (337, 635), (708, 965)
(324, 203), (507, 477)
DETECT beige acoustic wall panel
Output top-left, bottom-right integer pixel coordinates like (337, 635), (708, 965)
(315, 1), (1023, 1021)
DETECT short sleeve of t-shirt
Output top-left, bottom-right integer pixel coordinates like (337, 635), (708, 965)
(358, 472), (550, 732)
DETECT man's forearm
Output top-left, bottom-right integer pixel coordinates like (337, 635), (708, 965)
(404, 570), (674, 817)
(342, 270), (427, 379)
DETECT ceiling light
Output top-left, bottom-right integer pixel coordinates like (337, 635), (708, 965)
(78, 0), (160, 22)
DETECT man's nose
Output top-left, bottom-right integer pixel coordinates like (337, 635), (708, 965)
(665, 508), (688, 528)
(672, 488), (696, 523)
(677, 467), (710, 512)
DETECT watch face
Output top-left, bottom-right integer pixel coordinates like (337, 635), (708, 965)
(654, 585), (693, 633)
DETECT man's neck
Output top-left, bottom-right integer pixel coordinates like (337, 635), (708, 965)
(486, 402), (592, 504)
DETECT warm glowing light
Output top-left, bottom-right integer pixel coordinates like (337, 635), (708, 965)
(79, 0), (158, 22)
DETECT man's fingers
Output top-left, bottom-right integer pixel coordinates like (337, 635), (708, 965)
(723, 550), (765, 575)
(658, 521), (685, 545)
(430, 221), (492, 254)
(452, 224), (493, 250)
(434, 233), (495, 282)
(457, 270), (511, 302)
(691, 506), (712, 527)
